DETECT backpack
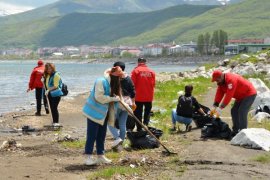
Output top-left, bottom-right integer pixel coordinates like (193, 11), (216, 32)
(61, 83), (68, 96)
(176, 95), (193, 116)
(201, 118), (232, 140)
(127, 127), (163, 149)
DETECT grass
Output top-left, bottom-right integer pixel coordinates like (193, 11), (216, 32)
(87, 166), (144, 179)
(153, 77), (211, 138)
(249, 119), (270, 131)
(252, 153), (270, 164)
(61, 140), (86, 149)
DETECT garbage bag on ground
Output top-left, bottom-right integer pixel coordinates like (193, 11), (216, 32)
(231, 128), (270, 151)
(201, 118), (232, 140)
(127, 127), (163, 149)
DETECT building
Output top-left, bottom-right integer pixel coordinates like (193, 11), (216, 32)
(225, 38), (270, 55)
(143, 43), (171, 56)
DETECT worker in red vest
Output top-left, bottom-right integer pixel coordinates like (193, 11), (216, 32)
(131, 58), (155, 131)
(27, 60), (49, 116)
(211, 70), (257, 135)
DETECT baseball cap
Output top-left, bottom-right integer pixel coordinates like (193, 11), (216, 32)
(212, 70), (223, 82)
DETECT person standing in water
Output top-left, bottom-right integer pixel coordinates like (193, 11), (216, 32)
(27, 59), (49, 116)
(131, 58), (156, 131)
(83, 66), (124, 166)
(44, 63), (63, 126)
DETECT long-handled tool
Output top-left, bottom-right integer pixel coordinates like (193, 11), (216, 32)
(119, 100), (177, 156)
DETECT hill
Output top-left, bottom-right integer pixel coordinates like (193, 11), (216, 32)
(0, 5), (216, 48)
(0, 0), (242, 25)
(114, 0), (270, 45)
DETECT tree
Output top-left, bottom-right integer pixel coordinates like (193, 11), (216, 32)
(211, 29), (228, 54)
(197, 34), (205, 55)
(204, 32), (211, 55)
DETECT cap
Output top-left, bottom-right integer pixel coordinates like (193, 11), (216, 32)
(113, 61), (125, 71)
(37, 59), (44, 66)
(138, 57), (146, 63)
(212, 70), (223, 82)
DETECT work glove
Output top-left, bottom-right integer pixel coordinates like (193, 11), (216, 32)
(131, 103), (137, 111)
(45, 90), (50, 96)
(215, 107), (222, 117)
(210, 106), (217, 116)
(112, 96), (120, 102)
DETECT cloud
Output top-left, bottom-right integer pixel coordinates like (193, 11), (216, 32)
(0, 2), (33, 15)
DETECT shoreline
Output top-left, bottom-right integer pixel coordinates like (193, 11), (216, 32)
(0, 56), (224, 65)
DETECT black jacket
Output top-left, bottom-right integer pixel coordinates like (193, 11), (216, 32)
(176, 95), (200, 118)
(121, 76), (135, 98)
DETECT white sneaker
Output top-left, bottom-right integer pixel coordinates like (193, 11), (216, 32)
(52, 123), (61, 127)
(112, 138), (123, 149)
(96, 155), (112, 164)
(85, 155), (97, 166)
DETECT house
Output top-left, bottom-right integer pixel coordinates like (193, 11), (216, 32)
(143, 43), (171, 56)
(120, 49), (142, 57)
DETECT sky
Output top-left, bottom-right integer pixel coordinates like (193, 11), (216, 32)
(0, 0), (58, 15)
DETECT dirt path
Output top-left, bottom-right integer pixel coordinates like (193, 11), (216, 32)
(178, 87), (270, 180)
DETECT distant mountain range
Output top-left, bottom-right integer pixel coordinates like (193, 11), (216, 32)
(0, 0), (269, 49)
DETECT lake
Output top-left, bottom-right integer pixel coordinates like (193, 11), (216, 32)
(0, 60), (197, 115)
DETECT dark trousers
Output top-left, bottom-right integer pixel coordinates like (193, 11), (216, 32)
(48, 94), (61, 123)
(231, 94), (256, 133)
(35, 88), (48, 113)
(85, 118), (108, 155)
(134, 101), (152, 131)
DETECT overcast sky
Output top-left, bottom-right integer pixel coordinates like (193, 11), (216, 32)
(0, 0), (58, 8)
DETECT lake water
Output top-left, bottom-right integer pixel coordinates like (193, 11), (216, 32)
(0, 60), (197, 115)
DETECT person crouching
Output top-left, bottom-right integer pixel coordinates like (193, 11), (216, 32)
(171, 85), (206, 132)
(83, 66), (123, 166)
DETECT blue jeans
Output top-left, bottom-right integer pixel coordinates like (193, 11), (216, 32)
(85, 118), (108, 155)
(108, 108), (128, 140)
(172, 109), (192, 125)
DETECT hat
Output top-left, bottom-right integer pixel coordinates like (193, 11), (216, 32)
(37, 59), (44, 66)
(138, 57), (146, 63)
(113, 61), (125, 71)
(212, 70), (223, 82)
(109, 66), (124, 77)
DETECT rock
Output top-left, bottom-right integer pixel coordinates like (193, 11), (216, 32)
(0, 139), (21, 151)
(197, 66), (206, 72)
(252, 91), (270, 109)
(170, 74), (178, 79)
(249, 78), (270, 94)
(54, 134), (79, 142)
(177, 91), (184, 96)
(240, 54), (250, 60)
(218, 59), (230, 66)
(259, 53), (268, 58)
(234, 63), (256, 75)
(231, 128), (270, 151)
(230, 61), (239, 68)
(252, 112), (270, 123)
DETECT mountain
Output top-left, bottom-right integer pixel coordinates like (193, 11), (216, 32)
(1, 0), (268, 49)
(114, 0), (270, 45)
(0, 0), (243, 24)
(0, 5), (216, 48)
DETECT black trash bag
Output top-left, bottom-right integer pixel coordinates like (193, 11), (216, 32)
(115, 115), (136, 130)
(256, 105), (270, 115)
(193, 104), (211, 128)
(201, 118), (232, 140)
(127, 127), (163, 149)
